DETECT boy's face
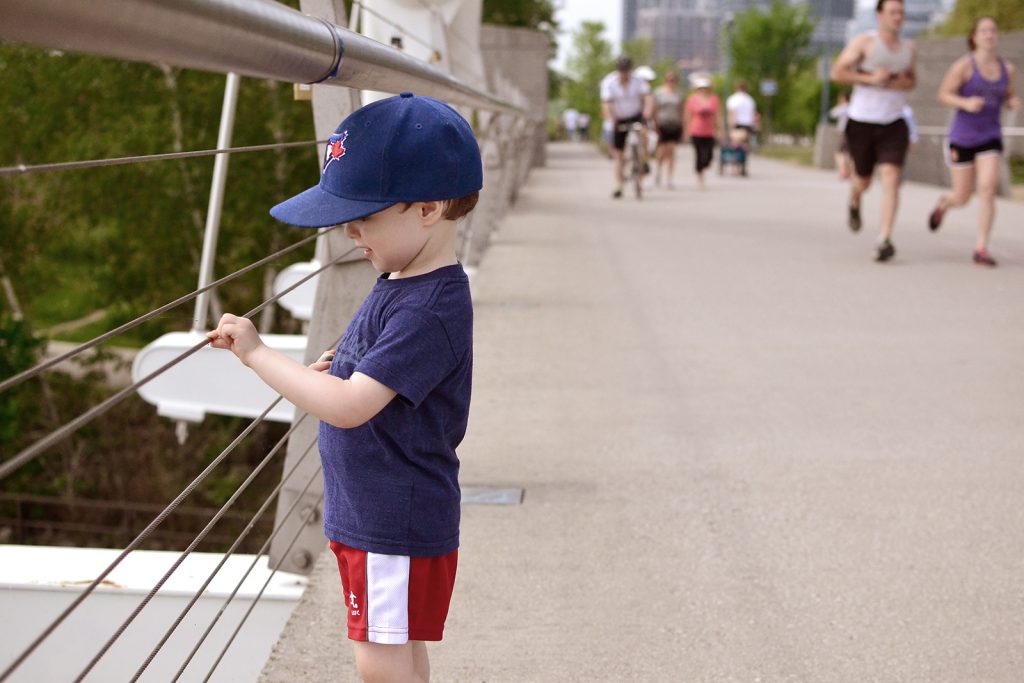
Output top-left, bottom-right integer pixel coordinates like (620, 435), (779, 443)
(345, 203), (433, 275)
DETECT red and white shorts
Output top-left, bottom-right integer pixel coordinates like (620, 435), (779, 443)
(329, 540), (458, 644)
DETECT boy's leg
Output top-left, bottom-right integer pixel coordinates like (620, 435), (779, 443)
(353, 641), (428, 683)
(412, 641), (429, 681)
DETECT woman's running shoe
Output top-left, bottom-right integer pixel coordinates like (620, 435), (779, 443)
(928, 204), (945, 231)
(973, 249), (997, 267)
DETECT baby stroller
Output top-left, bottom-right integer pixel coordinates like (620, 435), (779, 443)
(719, 127), (749, 177)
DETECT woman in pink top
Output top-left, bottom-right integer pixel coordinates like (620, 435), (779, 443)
(684, 75), (722, 189)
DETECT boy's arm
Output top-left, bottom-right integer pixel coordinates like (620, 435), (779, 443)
(208, 314), (396, 429)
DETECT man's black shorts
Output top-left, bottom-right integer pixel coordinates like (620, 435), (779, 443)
(844, 118), (909, 178)
(613, 114), (644, 151)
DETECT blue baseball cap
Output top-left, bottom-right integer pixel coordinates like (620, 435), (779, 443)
(270, 92), (483, 228)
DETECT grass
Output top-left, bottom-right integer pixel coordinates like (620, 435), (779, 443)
(1010, 155), (1024, 185)
(758, 143), (814, 167)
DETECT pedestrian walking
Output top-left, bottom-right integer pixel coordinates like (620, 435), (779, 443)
(577, 112), (591, 141)
(927, 16), (1021, 267)
(684, 74), (721, 190)
(830, 0), (917, 262)
(562, 107), (579, 141)
(830, 92), (852, 179)
(652, 69), (685, 188)
(726, 81), (758, 150)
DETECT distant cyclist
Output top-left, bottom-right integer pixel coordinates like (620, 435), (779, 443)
(601, 56), (654, 199)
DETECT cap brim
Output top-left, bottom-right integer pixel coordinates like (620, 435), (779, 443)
(269, 185), (396, 228)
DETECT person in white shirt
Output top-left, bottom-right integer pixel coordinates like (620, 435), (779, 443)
(562, 108), (579, 141)
(600, 56), (654, 198)
(725, 81), (758, 141)
(577, 112), (591, 140)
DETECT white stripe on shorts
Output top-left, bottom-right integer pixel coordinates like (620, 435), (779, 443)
(366, 552), (411, 644)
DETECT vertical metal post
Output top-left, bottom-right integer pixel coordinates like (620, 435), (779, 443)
(819, 0), (833, 124)
(192, 72), (241, 332)
(269, 0), (375, 576)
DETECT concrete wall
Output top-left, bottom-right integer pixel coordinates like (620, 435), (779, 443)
(479, 24), (550, 167)
(815, 31), (1023, 193)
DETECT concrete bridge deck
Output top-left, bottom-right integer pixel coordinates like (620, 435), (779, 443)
(261, 142), (1024, 682)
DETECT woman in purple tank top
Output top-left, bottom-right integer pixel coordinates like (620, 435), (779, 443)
(927, 16), (1020, 267)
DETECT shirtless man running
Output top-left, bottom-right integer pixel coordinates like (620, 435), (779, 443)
(831, 0), (917, 262)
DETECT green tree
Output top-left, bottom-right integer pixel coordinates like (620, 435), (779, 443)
(483, 0), (558, 46)
(621, 37), (653, 67)
(0, 45), (318, 341)
(561, 21), (615, 137)
(0, 314), (44, 450)
(938, 0), (1024, 35)
(725, 0), (817, 135)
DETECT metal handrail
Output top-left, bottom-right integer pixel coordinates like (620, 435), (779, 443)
(0, 0), (524, 116)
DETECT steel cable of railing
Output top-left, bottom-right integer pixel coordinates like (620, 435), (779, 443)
(0, 394), (282, 683)
(0, 246), (358, 482)
(409, 0), (479, 57)
(204, 492), (326, 682)
(173, 464), (323, 683)
(134, 435), (320, 682)
(0, 225), (337, 396)
(351, 0), (443, 57)
(0, 139), (325, 177)
(73, 412), (312, 682)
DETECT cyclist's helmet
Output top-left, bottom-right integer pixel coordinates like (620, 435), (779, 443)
(615, 56), (633, 71)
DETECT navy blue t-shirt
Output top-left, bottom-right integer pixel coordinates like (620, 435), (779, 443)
(319, 264), (472, 557)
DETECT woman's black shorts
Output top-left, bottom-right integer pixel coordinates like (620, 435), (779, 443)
(657, 123), (682, 144)
(947, 138), (1003, 167)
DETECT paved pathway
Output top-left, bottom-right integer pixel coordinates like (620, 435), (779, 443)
(261, 143), (1024, 682)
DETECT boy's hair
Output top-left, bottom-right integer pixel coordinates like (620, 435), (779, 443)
(875, 0), (902, 12)
(442, 193), (479, 220)
(399, 192), (479, 221)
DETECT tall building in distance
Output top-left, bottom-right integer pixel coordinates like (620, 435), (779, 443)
(620, 0), (862, 73)
(622, 0), (727, 71)
(803, 0), (855, 50)
(639, 1), (723, 71)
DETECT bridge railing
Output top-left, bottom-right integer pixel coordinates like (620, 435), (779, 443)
(0, 0), (542, 680)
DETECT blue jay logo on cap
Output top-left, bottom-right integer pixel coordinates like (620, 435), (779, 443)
(323, 131), (349, 172)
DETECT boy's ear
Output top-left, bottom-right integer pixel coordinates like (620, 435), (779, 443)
(418, 200), (445, 227)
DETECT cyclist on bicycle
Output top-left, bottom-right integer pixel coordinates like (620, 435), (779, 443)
(601, 56), (654, 198)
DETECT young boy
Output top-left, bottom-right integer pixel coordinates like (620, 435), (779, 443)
(207, 92), (481, 683)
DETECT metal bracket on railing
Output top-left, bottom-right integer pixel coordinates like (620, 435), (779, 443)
(311, 18), (345, 83)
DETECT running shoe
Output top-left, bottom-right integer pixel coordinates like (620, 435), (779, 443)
(612, 188), (623, 199)
(973, 249), (997, 267)
(928, 204), (945, 231)
(848, 204), (861, 232)
(875, 239), (895, 262)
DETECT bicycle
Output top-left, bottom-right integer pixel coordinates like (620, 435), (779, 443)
(616, 121), (647, 199)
